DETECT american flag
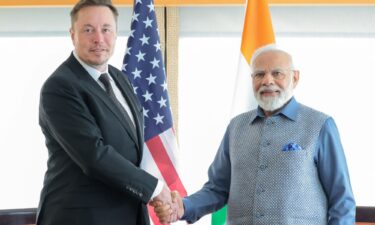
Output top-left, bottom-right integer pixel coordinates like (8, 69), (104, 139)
(122, 0), (187, 224)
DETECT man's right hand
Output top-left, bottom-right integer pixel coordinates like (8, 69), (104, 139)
(152, 184), (172, 206)
(152, 190), (184, 224)
(171, 191), (184, 219)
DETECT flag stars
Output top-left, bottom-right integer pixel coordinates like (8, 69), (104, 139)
(146, 74), (157, 85)
(161, 80), (168, 91)
(131, 68), (142, 79)
(143, 107), (149, 118)
(142, 90), (153, 102)
(143, 17), (153, 29)
(153, 113), (164, 125)
(122, 2), (173, 132)
(121, 63), (127, 72)
(125, 47), (132, 55)
(135, 50), (146, 62)
(133, 86), (138, 94)
(157, 96), (167, 108)
(150, 57), (160, 68)
(132, 13), (139, 22)
(140, 34), (150, 46)
(129, 29), (135, 38)
(154, 41), (161, 52)
(147, 3), (155, 12)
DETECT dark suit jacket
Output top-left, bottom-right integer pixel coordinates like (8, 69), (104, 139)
(37, 53), (158, 225)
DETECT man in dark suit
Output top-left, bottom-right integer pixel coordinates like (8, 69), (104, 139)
(36, 0), (176, 224)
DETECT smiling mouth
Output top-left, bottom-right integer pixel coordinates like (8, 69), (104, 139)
(261, 90), (280, 95)
(90, 48), (107, 53)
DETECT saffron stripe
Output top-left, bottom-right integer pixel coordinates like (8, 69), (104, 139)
(241, 0), (275, 63)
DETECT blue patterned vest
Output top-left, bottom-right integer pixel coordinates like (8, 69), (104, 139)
(227, 103), (329, 225)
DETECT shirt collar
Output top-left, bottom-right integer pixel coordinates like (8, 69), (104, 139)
(250, 97), (299, 123)
(73, 51), (110, 82)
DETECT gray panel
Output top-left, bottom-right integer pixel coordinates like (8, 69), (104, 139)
(1, 6), (375, 37)
(180, 6), (375, 37)
(0, 6), (133, 36)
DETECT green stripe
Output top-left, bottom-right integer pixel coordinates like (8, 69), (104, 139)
(211, 205), (227, 225)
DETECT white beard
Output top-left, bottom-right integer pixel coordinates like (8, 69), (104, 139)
(255, 80), (294, 112)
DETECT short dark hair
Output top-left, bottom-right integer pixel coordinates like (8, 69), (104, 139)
(70, 0), (119, 27)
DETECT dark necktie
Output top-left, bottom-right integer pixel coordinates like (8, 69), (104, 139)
(99, 73), (137, 138)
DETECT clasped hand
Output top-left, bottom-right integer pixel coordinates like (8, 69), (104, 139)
(150, 187), (184, 224)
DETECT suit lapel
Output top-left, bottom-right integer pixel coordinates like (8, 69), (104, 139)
(109, 67), (144, 153)
(65, 54), (140, 149)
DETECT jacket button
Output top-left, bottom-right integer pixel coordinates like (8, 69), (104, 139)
(259, 165), (267, 171)
(266, 120), (275, 125)
(262, 141), (271, 147)
(256, 188), (265, 194)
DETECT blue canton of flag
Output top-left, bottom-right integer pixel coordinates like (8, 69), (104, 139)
(122, 0), (172, 141)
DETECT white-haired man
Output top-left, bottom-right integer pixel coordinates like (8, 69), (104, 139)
(153, 47), (355, 225)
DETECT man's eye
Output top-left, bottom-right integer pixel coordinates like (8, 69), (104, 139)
(103, 27), (114, 33)
(271, 70), (288, 79)
(272, 71), (282, 76)
(84, 28), (93, 33)
(254, 72), (265, 78)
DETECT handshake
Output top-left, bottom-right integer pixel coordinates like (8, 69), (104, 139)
(150, 185), (184, 224)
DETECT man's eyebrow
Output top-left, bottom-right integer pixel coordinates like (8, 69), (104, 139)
(103, 24), (114, 27)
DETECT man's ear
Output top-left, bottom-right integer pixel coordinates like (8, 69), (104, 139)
(292, 70), (300, 88)
(70, 28), (75, 44)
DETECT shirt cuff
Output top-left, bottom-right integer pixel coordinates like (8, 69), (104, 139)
(180, 198), (191, 221)
(150, 179), (164, 200)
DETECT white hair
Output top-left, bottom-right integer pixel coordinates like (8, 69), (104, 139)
(250, 45), (295, 71)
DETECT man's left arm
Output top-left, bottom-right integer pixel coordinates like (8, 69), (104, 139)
(316, 117), (356, 225)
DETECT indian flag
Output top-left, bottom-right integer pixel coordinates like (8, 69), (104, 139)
(212, 0), (275, 224)
(231, 0), (275, 117)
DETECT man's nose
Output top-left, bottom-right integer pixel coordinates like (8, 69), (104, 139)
(261, 72), (275, 85)
(93, 30), (104, 43)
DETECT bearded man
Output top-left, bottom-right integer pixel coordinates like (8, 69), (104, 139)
(153, 47), (356, 225)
